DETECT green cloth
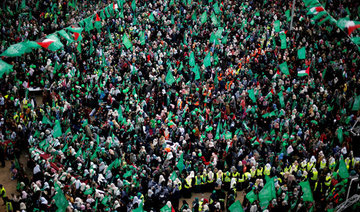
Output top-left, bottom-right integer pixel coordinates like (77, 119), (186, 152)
(122, 34), (133, 49)
(299, 180), (314, 202)
(246, 190), (258, 203)
(339, 159), (349, 179)
(203, 52), (211, 67)
(189, 51), (195, 67)
(54, 184), (69, 212)
(1, 41), (40, 57)
(352, 95), (360, 111)
(166, 70), (176, 85)
(201, 11), (207, 24)
(259, 178), (276, 206)
(53, 120), (62, 138)
(337, 127), (343, 143)
(160, 204), (172, 212)
(139, 31), (146, 45)
(192, 64), (200, 80)
(177, 153), (185, 173)
(57, 30), (73, 43)
(280, 32), (287, 49)
(274, 20), (281, 32)
(298, 47), (306, 59)
(248, 89), (256, 103)
(228, 200), (244, 212)
(279, 62), (290, 75)
(84, 16), (94, 32)
(0, 60), (13, 78)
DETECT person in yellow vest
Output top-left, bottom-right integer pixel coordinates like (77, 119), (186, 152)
(300, 160), (307, 172)
(256, 164), (263, 177)
(320, 158), (327, 170)
(194, 173), (202, 193)
(207, 169), (215, 192)
(224, 171), (231, 190)
(329, 157), (336, 171)
(264, 163), (271, 176)
(307, 156), (316, 172)
(345, 157), (351, 170)
(201, 170), (207, 191)
(183, 175), (193, 198)
(0, 184), (7, 205)
(302, 171), (308, 181)
(324, 173), (332, 187)
(310, 168), (318, 186)
(250, 166), (256, 179)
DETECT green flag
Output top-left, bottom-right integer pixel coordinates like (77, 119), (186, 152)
(189, 51), (195, 67)
(160, 204), (172, 212)
(211, 12), (219, 26)
(1, 41), (40, 57)
(201, 11), (207, 24)
(248, 89), (256, 103)
(259, 178), (276, 204)
(228, 200), (244, 212)
(42, 115), (52, 125)
(166, 69), (176, 85)
(131, 0), (136, 11)
(139, 31), (146, 45)
(278, 91), (285, 108)
(84, 187), (93, 195)
(94, 13), (102, 29)
(149, 13), (155, 21)
(43, 34), (64, 51)
(177, 153), (185, 173)
(57, 30), (73, 43)
(66, 27), (83, 42)
(203, 52), (211, 67)
(298, 47), (306, 59)
(53, 120), (62, 138)
(0, 60), (13, 78)
(352, 95), (360, 111)
(280, 32), (287, 49)
(274, 20), (281, 32)
(337, 127), (343, 143)
(339, 159), (349, 179)
(20, 0), (26, 10)
(170, 171), (178, 181)
(84, 16), (94, 32)
(279, 62), (290, 75)
(246, 190), (258, 203)
(299, 180), (314, 202)
(192, 64), (200, 80)
(122, 34), (133, 49)
(54, 184), (69, 212)
(213, 2), (221, 14)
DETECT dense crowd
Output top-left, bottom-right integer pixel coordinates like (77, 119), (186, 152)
(0, 0), (360, 211)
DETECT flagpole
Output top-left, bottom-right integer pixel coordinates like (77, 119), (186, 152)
(290, 0), (296, 31)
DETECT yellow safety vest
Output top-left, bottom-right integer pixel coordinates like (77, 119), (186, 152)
(201, 174), (206, 184)
(264, 167), (270, 176)
(307, 162), (314, 171)
(184, 178), (192, 189)
(238, 174), (245, 183)
(320, 161), (326, 169)
(0, 187), (6, 198)
(195, 176), (202, 185)
(216, 172), (223, 181)
(250, 169), (256, 178)
(207, 175), (214, 183)
(224, 172), (231, 182)
(257, 167), (263, 176)
(178, 181), (182, 190)
(232, 172), (239, 179)
(311, 171), (318, 181)
(345, 158), (351, 170)
(325, 176), (331, 186)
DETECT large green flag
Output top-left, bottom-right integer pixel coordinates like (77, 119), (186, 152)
(274, 20), (281, 32)
(246, 190), (258, 203)
(279, 62), (290, 75)
(57, 30), (73, 43)
(133, 201), (144, 212)
(42, 115), (52, 125)
(189, 51), (195, 66)
(0, 60), (13, 78)
(66, 27), (83, 42)
(166, 70), (176, 85)
(248, 89), (256, 103)
(352, 95), (360, 111)
(259, 178), (276, 205)
(337, 127), (343, 143)
(203, 52), (211, 67)
(53, 120), (62, 138)
(122, 34), (133, 49)
(139, 31), (146, 45)
(94, 13), (102, 29)
(201, 11), (207, 24)
(192, 64), (200, 80)
(54, 184), (69, 212)
(278, 91), (285, 108)
(298, 47), (306, 59)
(311, 11), (327, 21)
(228, 200), (244, 212)
(339, 159), (349, 179)
(131, 0), (136, 11)
(177, 153), (185, 173)
(1, 41), (40, 57)
(160, 204), (172, 212)
(170, 171), (178, 181)
(213, 2), (221, 14)
(280, 32), (287, 49)
(299, 181), (314, 202)
(84, 16), (94, 32)
(211, 12), (219, 26)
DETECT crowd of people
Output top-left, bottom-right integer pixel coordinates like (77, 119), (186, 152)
(0, 0), (360, 211)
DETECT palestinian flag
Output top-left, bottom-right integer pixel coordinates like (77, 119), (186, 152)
(272, 69), (280, 79)
(346, 21), (360, 35)
(37, 39), (55, 49)
(297, 66), (310, 77)
(67, 26), (83, 42)
(307, 6), (324, 15)
(94, 13), (102, 29)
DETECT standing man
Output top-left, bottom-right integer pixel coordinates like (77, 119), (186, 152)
(0, 184), (7, 205)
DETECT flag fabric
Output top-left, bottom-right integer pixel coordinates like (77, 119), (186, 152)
(84, 16), (94, 32)
(248, 89), (256, 103)
(54, 184), (69, 212)
(280, 32), (287, 49)
(279, 62), (290, 75)
(177, 153), (185, 173)
(1, 41), (40, 57)
(246, 190), (258, 203)
(122, 34), (133, 49)
(170, 171), (177, 181)
(192, 64), (200, 80)
(203, 52), (211, 67)
(0, 60), (13, 78)
(166, 70), (176, 85)
(339, 158), (350, 179)
(160, 204), (174, 212)
(189, 51), (195, 67)
(259, 178), (276, 205)
(67, 27), (83, 42)
(307, 6), (324, 15)
(297, 66), (310, 77)
(139, 31), (146, 45)
(94, 13), (102, 29)
(201, 11), (207, 24)
(278, 91), (285, 108)
(37, 39), (55, 49)
(149, 13), (155, 21)
(57, 30), (73, 43)
(311, 11), (327, 21)
(337, 127), (343, 143)
(274, 20), (281, 32)
(211, 12), (219, 26)
(228, 200), (244, 212)
(299, 181), (314, 202)
(298, 47), (306, 59)
(42, 115), (52, 125)
(352, 95), (360, 111)
(132, 0), (136, 11)
(53, 120), (62, 138)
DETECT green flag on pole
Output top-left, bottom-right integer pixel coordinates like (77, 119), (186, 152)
(177, 153), (185, 173)
(201, 11), (207, 24)
(228, 200), (244, 212)
(0, 60), (13, 78)
(139, 31), (146, 45)
(189, 51), (195, 67)
(352, 95), (360, 111)
(339, 158), (349, 179)
(298, 47), (306, 59)
(299, 180), (314, 202)
(248, 89), (256, 103)
(203, 52), (211, 67)
(53, 120), (62, 138)
(280, 32), (287, 49)
(166, 69), (176, 85)
(246, 190), (258, 203)
(54, 183), (69, 212)
(279, 62), (290, 75)
(274, 20), (281, 32)
(122, 34), (133, 49)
